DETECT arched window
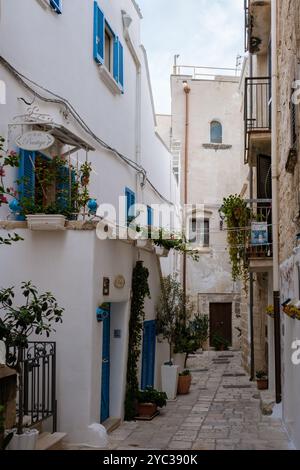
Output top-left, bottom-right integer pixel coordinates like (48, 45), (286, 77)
(210, 121), (222, 144)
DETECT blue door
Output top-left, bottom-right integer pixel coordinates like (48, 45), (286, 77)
(101, 305), (111, 423)
(141, 320), (156, 390)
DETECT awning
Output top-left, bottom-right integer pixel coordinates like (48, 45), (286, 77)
(36, 123), (95, 153)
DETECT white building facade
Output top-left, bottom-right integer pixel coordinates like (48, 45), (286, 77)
(0, 0), (179, 443)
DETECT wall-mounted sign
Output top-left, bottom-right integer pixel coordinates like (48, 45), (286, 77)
(103, 277), (110, 296)
(114, 275), (125, 289)
(16, 131), (55, 151)
(251, 222), (268, 246)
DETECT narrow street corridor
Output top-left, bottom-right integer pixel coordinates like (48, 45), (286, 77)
(108, 353), (293, 451)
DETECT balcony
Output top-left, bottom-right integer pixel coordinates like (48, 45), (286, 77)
(246, 199), (273, 272)
(244, 77), (271, 164)
(244, 0), (271, 55)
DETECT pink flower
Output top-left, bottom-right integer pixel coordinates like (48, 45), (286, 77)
(0, 166), (5, 177)
(9, 150), (17, 156)
(0, 195), (8, 204)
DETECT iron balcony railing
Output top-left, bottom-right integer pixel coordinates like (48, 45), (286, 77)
(246, 199), (273, 259)
(7, 341), (57, 432)
(244, 77), (271, 163)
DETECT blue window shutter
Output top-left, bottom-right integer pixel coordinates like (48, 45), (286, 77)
(147, 206), (153, 227)
(18, 150), (35, 201)
(118, 41), (124, 89)
(94, 1), (105, 64)
(125, 187), (135, 223)
(50, 0), (62, 14)
(56, 166), (70, 209)
(113, 37), (119, 82)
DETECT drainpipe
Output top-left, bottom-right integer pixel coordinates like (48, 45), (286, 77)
(249, 53), (255, 382)
(271, 0), (282, 404)
(183, 81), (191, 313)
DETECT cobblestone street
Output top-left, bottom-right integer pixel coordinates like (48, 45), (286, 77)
(108, 352), (293, 451)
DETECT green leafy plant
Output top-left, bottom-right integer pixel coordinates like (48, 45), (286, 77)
(0, 282), (64, 435)
(179, 370), (191, 377)
(136, 387), (167, 408)
(0, 233), (23, 246)
(256, 370), (268, 380)
(175, 314), (209, 367)
(221, 195), (252, 292)
(156, 275), (188, 364)
(211, 333), (230, 351)
(152, 228), (200, 261)
(124, 261), (150, 421)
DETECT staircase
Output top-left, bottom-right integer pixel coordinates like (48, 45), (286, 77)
(36, 432), (67, 450)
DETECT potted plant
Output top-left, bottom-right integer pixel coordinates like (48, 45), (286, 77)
(177, 370), (192, 395)
(211, 333), (230, 352)
(256, 370), (268, 390)
(0, 282), (64, 450)
(136, 387), (167, 419)
(174, 313), (209, 369)
(156, 275), (189, 400)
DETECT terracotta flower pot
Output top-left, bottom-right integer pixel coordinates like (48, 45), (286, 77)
(137, 403), (157, 418)
(177, 375), (192, 395)
(257, 379), (268, 390)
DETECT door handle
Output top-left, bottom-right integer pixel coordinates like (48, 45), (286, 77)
(102, 359), (109, 364)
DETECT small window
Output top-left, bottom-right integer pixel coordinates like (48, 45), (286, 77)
(210, 121), (222, 144)
(50, 0), (62, 14)
(189, 218), (210, 247)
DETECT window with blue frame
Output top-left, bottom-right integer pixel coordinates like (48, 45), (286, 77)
(93, 1), (124, 91)
(210, 121), (222, 144)
(125, 188), (136, 225)
(18, 150), (74, 218)
(50, 0), (62, 14)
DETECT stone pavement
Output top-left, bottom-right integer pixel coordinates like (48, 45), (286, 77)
(108, 352), (293, 450)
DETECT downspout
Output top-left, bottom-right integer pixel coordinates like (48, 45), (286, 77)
(249, 53), (255, 382)
(271, 0), (282, 404)
(183, 82), (191, 313)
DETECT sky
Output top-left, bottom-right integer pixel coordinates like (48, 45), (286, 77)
(137, 0), (244, 114)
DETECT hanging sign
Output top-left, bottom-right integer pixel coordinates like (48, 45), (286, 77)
(251, 222), (268, 246)
(16, 131), (55, 151)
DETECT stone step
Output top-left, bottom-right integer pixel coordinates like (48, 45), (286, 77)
(36, 432), (67, 450)
(102, 417), (121, 434)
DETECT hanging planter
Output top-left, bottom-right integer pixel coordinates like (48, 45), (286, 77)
(154, 245), (169, 257)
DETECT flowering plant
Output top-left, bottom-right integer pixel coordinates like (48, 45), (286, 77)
(266, 305), (275, 318)
(0, 137), (19, 207)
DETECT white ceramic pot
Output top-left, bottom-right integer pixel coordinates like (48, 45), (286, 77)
(26, 215), (66, 231)
(154, 245), (169, 257)
(161, 365), (179, 400)
(173, 353), (186, 373)
(7, 428), (39, 451)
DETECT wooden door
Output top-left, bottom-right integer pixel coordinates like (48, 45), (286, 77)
(209, 303), (232, 346)
(141, 320), (156, 390)
(101, 305), (111, 423)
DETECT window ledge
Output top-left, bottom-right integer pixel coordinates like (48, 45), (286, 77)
(99, 65), (122, 96)
(202, 143), (232, 151)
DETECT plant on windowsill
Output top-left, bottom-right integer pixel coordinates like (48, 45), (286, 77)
(136, 387), (167, 419)
(256, 370), (268, 391)
(0, 282), (64, 450)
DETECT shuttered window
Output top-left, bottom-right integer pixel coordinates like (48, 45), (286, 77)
(94, 1), (105, 64)
(257, 154), (272, 199)
(125, 188), (136, 224)
(50, 0), (62, 14)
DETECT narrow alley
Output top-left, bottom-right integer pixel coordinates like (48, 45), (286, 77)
(108, 352), (292, 451)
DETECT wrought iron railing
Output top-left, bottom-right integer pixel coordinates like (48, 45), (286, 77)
(244, 77), (271, 163)
(246, 199), (273, 259)
(7, 342), (57, 432)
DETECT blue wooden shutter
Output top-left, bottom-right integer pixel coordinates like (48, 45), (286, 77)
(125, 187), (135, 223)
(93, 1), (105, 64)
(50, 0), (62, 14)
(18, 150), (35, 201)
(113, 37), (120, 82)
(56, 166), (70, 209)
(147, 206), (153, 227)
(141, 320), (156, 390)
(118, 41), (124, 89)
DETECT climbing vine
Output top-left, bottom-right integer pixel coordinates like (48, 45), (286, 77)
(124, 261), (150, 420)
(221, 195), (251, 292)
